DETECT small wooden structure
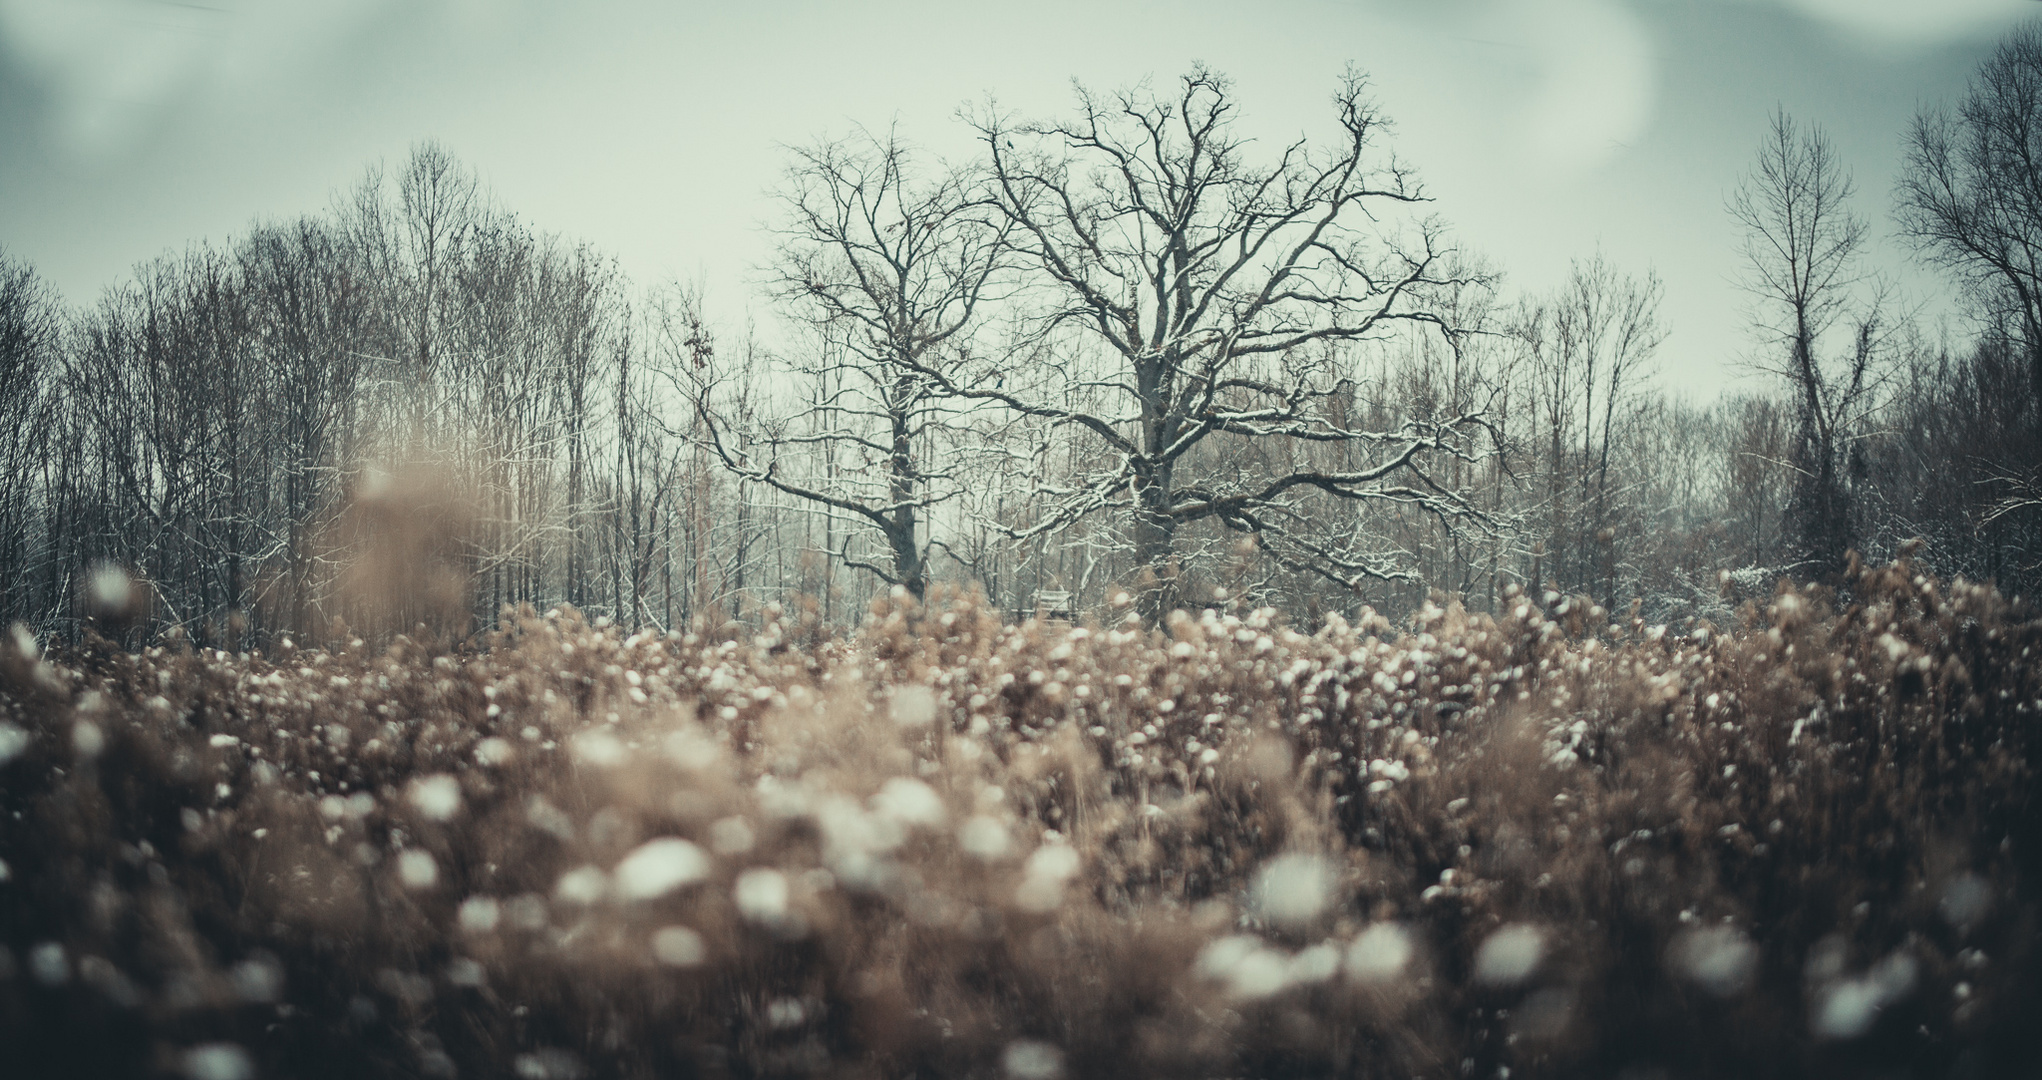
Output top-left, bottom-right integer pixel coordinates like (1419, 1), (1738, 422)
(1024, 590), (1074, 623)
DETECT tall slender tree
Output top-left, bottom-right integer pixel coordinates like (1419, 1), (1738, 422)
(689, 130), (1009, 601)
(0, 252), (63, 627)
(1515, 252), (1665, 607)
(1729, 108), (1885, 579)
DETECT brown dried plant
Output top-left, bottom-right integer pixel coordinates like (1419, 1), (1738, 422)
(0, 552), (2036, 1078)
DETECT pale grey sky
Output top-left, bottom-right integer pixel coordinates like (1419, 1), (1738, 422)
(1, 0), (2035, 395)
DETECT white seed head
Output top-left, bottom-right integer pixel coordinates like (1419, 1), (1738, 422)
(709, 816), (755, 855)
(871, 777), (946, 828)
(1472, 924), (1546, 987)
(735, 868), (791, 925)
(1346, 922), (1415, 982)
(1003, 1039), (1065, 1080)
(408, 774), (463, 821)
(181, 1043), (253, 1080)
(1667, 925), (1758, 996)
(72, 720), (104, 758)
(1254, 853), (1339, 929)
(458, 896), (501, 934)
(889, 685), (937, 728)
(652, 925), (707, 967)
(554, 865), (608, 905)
(89, 564), (133, 613)
(958, 815), (1012, 860)
(397, 849), (439, 890)
(613, 838), (712, 901)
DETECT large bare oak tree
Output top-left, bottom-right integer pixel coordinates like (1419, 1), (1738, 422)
(936, 68), (1493, 614)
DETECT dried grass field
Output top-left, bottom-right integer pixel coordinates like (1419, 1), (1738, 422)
(1, 556), (2036, 1079)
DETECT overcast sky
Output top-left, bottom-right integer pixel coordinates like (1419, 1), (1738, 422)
(2, 0), (2036, 396)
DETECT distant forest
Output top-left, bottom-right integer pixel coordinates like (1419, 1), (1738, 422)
(4, 38), (2042, 646)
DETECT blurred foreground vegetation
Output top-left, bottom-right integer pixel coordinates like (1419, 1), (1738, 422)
(0, 553), (2036, 1078)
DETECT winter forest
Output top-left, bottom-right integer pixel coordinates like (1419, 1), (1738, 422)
(4, 13), (2042, 1080)
(4, 44), (2039, 647)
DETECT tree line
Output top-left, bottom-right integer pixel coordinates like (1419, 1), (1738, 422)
(4, 37), (2042, 646)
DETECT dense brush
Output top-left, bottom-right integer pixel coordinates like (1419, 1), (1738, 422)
(0, 554), (2036, 1078)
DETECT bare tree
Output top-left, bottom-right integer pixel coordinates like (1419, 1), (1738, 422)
(1729, 108), (1886, 578)
(397, 141), (479, 397)
(1851, 334), (2042, 592)
(691, 131), (1008, 601)
(239, 216), (376, 636)
(949, 68), (1493, 615)
(66, 248), (245, 640)
(650, 288), (783, 624)
(1897, 25), (2042, 425)
(607, 317), (682, 628)
(1515, 252), (1666, 607)
(0, 251), (63, 627)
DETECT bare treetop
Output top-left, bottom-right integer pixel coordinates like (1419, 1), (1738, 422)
(1898, 24), (2042, 425)
(977, 67), (1459, 368)
(1729, 108), (1869, 360)
(685, 130), (1014, 600)
(769, 128), (1009, 373)
(941, 68), (1495, 613)
(1730, 109), (1889, 578)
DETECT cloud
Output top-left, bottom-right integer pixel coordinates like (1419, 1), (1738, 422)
(0, 0), (401, 158)
(1382, 0), (1658, 178)
(1513, 0), (1657, 173)
(1764, 0), (2032, 49)
(1437, 0), (1658, 176)
(1385, 0), (2030, 180)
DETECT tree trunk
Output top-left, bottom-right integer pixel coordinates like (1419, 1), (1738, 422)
(1131, 458), (1178, 620)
